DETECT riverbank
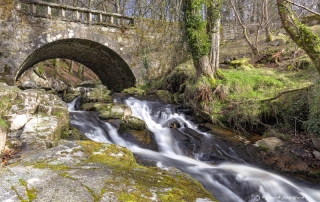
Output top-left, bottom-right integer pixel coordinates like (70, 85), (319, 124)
(144, 26), (320, 183)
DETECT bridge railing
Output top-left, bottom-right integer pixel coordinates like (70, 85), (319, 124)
(17, 0), (134, 27)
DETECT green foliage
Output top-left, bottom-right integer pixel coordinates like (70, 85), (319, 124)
(184, 0), (222, 63)
(0, 118), (8, 129)
(304, 80), (320, 137)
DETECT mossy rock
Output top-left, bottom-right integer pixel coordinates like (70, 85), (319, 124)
(156, 90), (174, 104)
(77, 80), (101, 88)
(119, 116), (146, 132)
(94, 103), (132, 120)
(81, 85), (112, 104)
(122, 87), (146, 96)
(295, 57), (313, 69)
(63, 92), (80, 103)
(229, 58), (252, 69)
(80, 102), (95, 111)
(61, 127), (89, 140)
(173, 92), (183, 103)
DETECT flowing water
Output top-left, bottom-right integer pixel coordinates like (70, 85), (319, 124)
(68, 96), (320, 202)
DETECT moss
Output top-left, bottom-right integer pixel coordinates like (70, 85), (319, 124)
(119, 116), (146, 132)
(61, 127), (88, 140)
(30, 161), (70, 171)
(81, 86), (112, 104)
(229, 58), (252, 69)
(118, 193), (138, 202)
(78, 141), (217, 201)
(122, 87), (146, 96)
(63, 93), (80, 103)
(155, 90), (173, 104)
(19, 178), (37, 202)
(129, 130), (152, 145)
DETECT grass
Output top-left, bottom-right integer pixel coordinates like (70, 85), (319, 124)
(218, 67), (313, 101)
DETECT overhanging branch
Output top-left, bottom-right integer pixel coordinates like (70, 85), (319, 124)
(285, 0), (320, 16)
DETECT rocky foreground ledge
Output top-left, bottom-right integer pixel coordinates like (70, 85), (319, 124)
(0, 83), (216, 202)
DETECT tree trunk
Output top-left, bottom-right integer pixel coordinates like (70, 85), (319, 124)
(276, 0), (320, 74)
(230, 0), (260, 55)
(68, 60), (74, 73)
(53, 58), (59, 79)
(196, 55), (211, 80)
(209, 17), (221, 76)
(264, 0), (273, 42)
(77, 64), (84, 80)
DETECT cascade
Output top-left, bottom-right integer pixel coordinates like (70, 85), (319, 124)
(68, 96), (320, 202)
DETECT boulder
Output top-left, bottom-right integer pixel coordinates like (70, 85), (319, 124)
(19, 115), (64, 152)
(96, 103), (132, 120)
(311, 134), (320, 150)
(156, 90), (174, 104)
(0, 141), (215, 201)
(119, 116), (146, 132)
(313, 151), (320, 160)
(63, 92), (80, 103)
(83, 102), (132, 120)
(16, 68), (67, 92)
(229, 58), (254, 69)
(161, 118), (182, 128)
(269, 38), (285, 46)
(80, 85), (112, 104)
(121, 87), (146, 96)
(7, 89), (69, 132)
(255, 137), (284, 152)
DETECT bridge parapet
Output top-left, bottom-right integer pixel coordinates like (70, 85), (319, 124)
(17, 0), (134, 27)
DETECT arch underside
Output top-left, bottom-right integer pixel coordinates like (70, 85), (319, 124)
(16, 38), (135, 92)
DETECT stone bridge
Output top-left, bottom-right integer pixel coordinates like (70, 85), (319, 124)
(0, 0), (186, 91)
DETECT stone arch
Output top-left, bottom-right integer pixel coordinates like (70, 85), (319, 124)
(15, 38), (136, 92)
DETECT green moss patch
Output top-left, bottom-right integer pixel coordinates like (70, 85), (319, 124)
(229, 58), (253, 69)
(119, 116), (146, 132)
(78, 141), (217, 201)
(122, 87), (146, 96)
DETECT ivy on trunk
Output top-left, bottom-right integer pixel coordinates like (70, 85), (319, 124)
(276, 0), (320, 74)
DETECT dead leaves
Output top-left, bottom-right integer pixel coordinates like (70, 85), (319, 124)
(0, 149), (16, 167)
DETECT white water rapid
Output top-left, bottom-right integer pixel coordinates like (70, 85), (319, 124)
(68, 96), (320, 202)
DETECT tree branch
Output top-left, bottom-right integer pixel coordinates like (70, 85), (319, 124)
(285, 0), (320, 16)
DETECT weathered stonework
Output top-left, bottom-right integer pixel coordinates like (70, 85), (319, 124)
(0, 1), (188, 91)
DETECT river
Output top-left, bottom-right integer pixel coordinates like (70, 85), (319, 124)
(67, 95), (320, 202)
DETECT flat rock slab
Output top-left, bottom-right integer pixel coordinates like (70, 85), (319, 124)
(0, 141), (216, 202)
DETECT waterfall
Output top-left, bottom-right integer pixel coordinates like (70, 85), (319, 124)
(68, 97), (320, 202)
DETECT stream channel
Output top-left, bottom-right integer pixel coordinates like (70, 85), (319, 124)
(67, 95), (320, 202)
